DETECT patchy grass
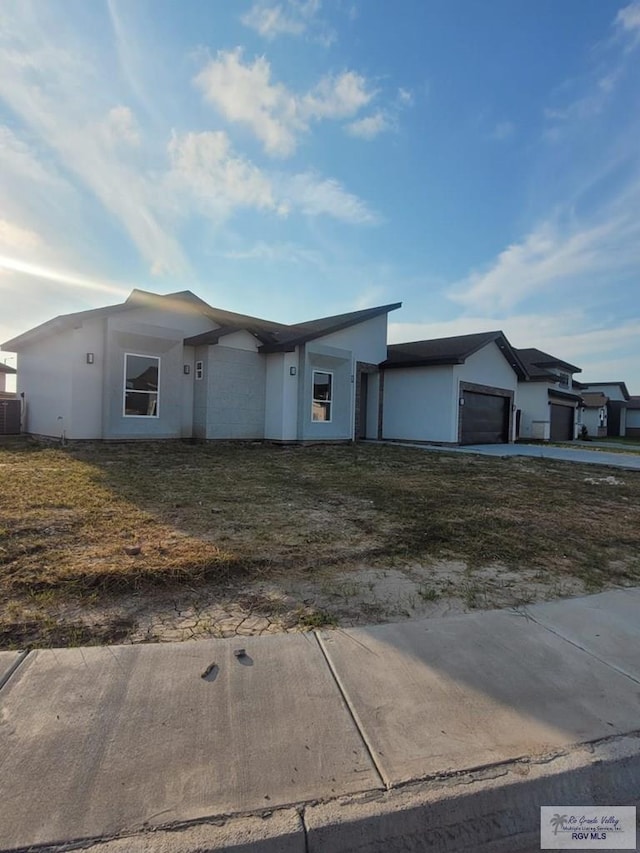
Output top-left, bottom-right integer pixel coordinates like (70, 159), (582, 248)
(1, 439), (640, 647)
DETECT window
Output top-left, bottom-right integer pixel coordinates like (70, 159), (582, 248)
(195, 360), (204, 380)
(558, 372), (569, 388)
(312, 370), (332, 422)
(123, 354), (159, 417)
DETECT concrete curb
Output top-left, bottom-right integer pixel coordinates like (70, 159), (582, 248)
(303, 734), (640, 852)
(34, 734), (640, 853)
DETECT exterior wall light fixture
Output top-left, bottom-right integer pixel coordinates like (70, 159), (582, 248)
(86, 353), (94, 364)
(289, 366), (297, 376)
(184, 364), (191, 375)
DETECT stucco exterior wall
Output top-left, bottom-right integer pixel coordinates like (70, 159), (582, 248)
(101, 305), (216, 440)
(314, 313), (389, 365)
(582, 407), (607, 437)
(205, 345), (266, 439)
(516, 383), (550, 440)
(299, 343), (353, 441)
(67, 319), (105, 439)
(382, 365), (455, 442)
(192, 346), (208, 439)
(264, 351), (299, 441)
(17, 332), (74, 439)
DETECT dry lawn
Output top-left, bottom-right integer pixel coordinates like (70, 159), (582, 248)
(1, 437), (639, 648)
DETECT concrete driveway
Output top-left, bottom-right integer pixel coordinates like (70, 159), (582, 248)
(459, 442), (640, 470)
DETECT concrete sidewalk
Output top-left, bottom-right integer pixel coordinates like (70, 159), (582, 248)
(1, 590), (639, 852)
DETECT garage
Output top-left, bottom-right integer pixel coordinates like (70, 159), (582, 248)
(550, 403), (574, 441)
(460, 391), (509, 445)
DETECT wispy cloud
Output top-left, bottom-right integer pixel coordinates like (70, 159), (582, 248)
(194, 48), (376, 157)
(448, 210), (640, 314)
(346, 111), (391, 140)
(279, 171), (378, 223)
(241, 0), (337, 45)
(489, 120), (515, 141)
(165, 130), (377, 225)
(0, 5), (190, 277)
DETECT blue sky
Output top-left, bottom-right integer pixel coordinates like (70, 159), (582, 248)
(1, 0), (639, 390)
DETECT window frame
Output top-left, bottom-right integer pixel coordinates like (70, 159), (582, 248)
(123, 352), (160, 419)
(195, 360), (204, 381)
(311, 369), (333, 423)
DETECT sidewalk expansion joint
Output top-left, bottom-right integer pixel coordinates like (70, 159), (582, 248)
(523, 611), (640, 687)
(314, 632), (389, 791)
(0, 649), (30, 694)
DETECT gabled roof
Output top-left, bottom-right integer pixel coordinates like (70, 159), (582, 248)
(1, 289), (402, 355)
(382, 330), (528, 378)
(578, 381), (631, 401)
(515, 347), (581, 380)
(0, 362), (17, 374)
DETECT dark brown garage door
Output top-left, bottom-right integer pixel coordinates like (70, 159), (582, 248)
(460, 392), (508, 445)
(550, 404), (574, 441)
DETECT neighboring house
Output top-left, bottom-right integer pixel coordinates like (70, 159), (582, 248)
(625, 397), (640, 439)
(515, 348), (582, 441)
(580, 392), (608, 438)
(1, 289), (400, 442)
(576, 381), (630, 437)
(380, 331), (526, 445)
(0, 362), (20, 435)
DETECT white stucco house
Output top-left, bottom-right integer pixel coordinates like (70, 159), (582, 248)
(515, 348), (583, 441)
(577, 381), (630, 438)
(579, 391), (608, 438)
(380, 331), (527, 445)
(1, 289), (401, 443)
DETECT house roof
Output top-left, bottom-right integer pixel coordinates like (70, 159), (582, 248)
(258, 303), (402, 352)
(1, 290), (211, 351)
(0, 362), (17, 374)
(627, 396), (640, 410)
(577, 381), (631, 401)
(515, 347), (581, 379)
(581, 392), (608, 408)
(549, 388), (583, 403)
(382, 330), (528, 377)
(1, 289), (401, 355)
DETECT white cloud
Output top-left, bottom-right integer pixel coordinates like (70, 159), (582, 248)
(241, 0), (320, 39)
(616, 2), (640, 33)
(194, 48), (375, 157)
(221, 240), (324, 266)
(280, 171), (378, 223)
(0, 220), (42, 252)
(448, 205), (640, 314)
(166, 130), (278, 218)
(303, 70), (375, 119)
(241, 0), (336, 44)
(165, 130), (376, 225)
(490, 120), (515, 141)
(346, 111), (391, 140)
(0, 11), (190, 277)
(102, 105), (141, 147)
(397, 87), (414, 106)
